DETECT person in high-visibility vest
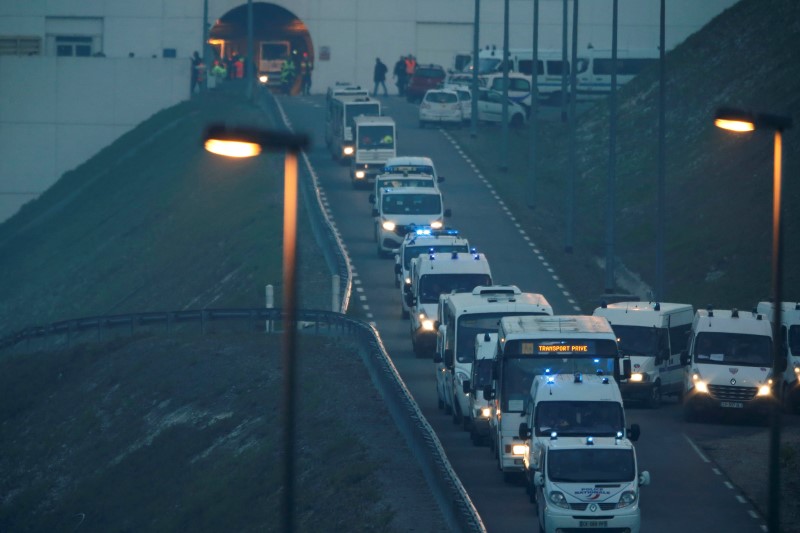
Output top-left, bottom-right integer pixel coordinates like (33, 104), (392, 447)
(281, 59), (296, 95)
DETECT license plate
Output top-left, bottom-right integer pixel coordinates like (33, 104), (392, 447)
(720, 401), (744, 408)
(579, 521), (608, 527)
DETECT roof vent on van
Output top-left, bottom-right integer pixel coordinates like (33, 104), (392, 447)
(731, 308), (739, 318)
(574, 372), (583, 383)
(654, 302), (661, 311)
(451, 251), (458, 259)
(596, 369), (605, 376)
(707, 305), (714, 317)
(757, 314), (763, 320)
(483, 332), (491, 342)
(600, 300), (608, 308)
(796, 303), (800, 311)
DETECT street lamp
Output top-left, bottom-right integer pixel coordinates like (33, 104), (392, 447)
(203, 124), (310, 533)
(714, 107), (792, 533)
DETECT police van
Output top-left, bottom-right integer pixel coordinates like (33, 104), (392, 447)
(462, 332), (498, 445)
(756, 301), (800, 413)
(371, 187), (450, 258)
(325, 95), (380, 162)
(436, 286), (552, 430)
(681, 307), (778, 421)
(518, 373), (639, 498)
(485, 315), (630, 480)
(593, 301), (693, 408)
(405, 251), (492, 358)
(352, 115), (396, 188)
(531, 434), (650, 533)
(383, 156), (443, 184)
(394, 227), (470, 316)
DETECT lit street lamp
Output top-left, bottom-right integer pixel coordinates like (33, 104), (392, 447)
(203, 124), (310, 533)
(714, 106), (792, 533)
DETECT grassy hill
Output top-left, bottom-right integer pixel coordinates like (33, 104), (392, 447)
(452, 0), (800, 311)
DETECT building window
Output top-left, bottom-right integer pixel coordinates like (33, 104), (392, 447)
(55, 36), (93, 57)
(0, 36), (42, 56)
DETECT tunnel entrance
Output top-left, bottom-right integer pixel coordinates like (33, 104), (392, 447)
(208, 2), (312, 94)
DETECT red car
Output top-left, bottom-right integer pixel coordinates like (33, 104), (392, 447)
(405, 64), (446, 103)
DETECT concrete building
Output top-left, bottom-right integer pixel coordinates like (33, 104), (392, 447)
(0, 0), (739, 223)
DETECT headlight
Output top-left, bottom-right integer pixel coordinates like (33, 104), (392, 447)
(343, 146), (354, 156)
(757, 380), (773, 396)
(480, 407), (492, 418)
(430, 220), (443, 229)
(355, 170), (366, 179)
(382, 220), (396, 231)
(422, 319), (435, 331)
(511, 444), (528, 456)
(794, 364), (799, 376)
(617, 491), (637, 508)
(258, 74), (268, 84)
(549, 491), (570, 509)
(692, 373), (708, 394)
(404, 277), (411, 285)
(629, 373), (645, 382)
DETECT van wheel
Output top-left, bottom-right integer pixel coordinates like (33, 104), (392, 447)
(401, 306), (409, 319)
(470, 427), (482, 446)
(647, 382), (662, 409)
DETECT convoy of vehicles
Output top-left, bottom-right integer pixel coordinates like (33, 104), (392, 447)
(593, 301), (694, 408)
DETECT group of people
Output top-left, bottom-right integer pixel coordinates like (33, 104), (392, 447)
(280, 53), (313, 96)
(373, 54), (417, 97)
(190, 51), (247, 94)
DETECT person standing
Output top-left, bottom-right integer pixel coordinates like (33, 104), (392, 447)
(281, 58), (296, 95)
(300, 53), (313, 95)
(393, 56), (407, 96)
(190, 51), (204, 94)
(373, 57), (388, 97)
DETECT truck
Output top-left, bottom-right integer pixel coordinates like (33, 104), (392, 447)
(531, 434), (650, 533)
(436, 285), (553, 429)
(325, 95), (380, 162)
(485, 315), (630, 481)
(681, 307), (779, 422)
(405, 251), (492, 358)
(756, 301), (800, 413)
(518, 373), (640, 499)
(593, 301), (693, 408)
(351, 115), (396, 189)
(257, 40), (291, 87)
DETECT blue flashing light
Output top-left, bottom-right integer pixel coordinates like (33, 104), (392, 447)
(415, 228), (432, 236)
(550, 431), (558, 440)
(544, 368), (552, 375)
(602, 377), (609, 384)
(473, 253), (480, 260)
(586, 436), (594, 446)
(470, 247), (477, 253)
(596, 368), (605, 376)
(616, 431), (624, 439)
(546, 375), (555, 384)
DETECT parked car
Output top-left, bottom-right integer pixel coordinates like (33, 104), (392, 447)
(406, 64), (446, 103)
(475, 88), (527, 128)
(419, 89), (463, 128)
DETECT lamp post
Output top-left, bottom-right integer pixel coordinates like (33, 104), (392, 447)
(203, 124), (310, 533)
(714, 107), (792, 533)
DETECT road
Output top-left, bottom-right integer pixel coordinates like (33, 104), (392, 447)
(279, 92), (773, 533)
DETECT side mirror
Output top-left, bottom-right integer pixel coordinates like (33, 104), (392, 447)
(444, 208), (452, 218)
(639, 471), (651, 486)
(680, 350), (690, 366)
(371, 208), (379, 218)
(368, 193), (376, 204)
(534, 472), (544, 487)
(462, 380), (471, 394)
(628, 423), (641, 442)
(483, 386), (495, 400)
(444, 348), (454, 368)
(394, 263), (401, 275)
(519, 422), (532, 440)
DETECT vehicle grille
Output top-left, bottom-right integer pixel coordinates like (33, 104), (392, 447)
(569, 503), (618, 511)
(707, 384), (757, 401)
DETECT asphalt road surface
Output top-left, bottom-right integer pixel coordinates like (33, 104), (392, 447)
(278, 92), (773, 533)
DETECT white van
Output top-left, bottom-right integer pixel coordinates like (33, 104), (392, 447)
(532, 435), (650, 533)
(593, 301), (693, 408)
(574, 48), (659, 100)
(518, 373), (639, 499)
(405, 251), (492, 358)
(437, 286), (552, 430)
(480, 72), (533, 108)
(371, 187), (451, 258)
(681, 307), (777, 421)
(756, 301), (800, 413)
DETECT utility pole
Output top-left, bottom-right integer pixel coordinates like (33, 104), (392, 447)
(565, 0), (578, 253)
(500, 0), (510, 171)
(605, 0), (618, 293)
(527, 0), (540, 208)
(470, 0), (480, 138)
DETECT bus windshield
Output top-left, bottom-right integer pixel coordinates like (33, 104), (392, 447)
(548, 449), (635, 483)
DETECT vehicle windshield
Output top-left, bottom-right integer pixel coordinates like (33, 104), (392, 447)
(403, 244), (469, 270)
(418, 274), (492, 304)
(466, 57), (502, 74)
(357, 126), (394, 149)
(377, 177), (435, 190)
(381, 193), (441, 216)
(500, 356), (616, 413)
(384, 165), (434, 176)
(425, 92), (458, 104)
(456, 312), (549, 363)
(472, 359), (494, 390)
(345, 103), (380, 128)
(261, 43), (289, 59)
(535, 401), (624, 437)
(548, 449), (635, 483)
(611, 324), (666, 357)
(789, 325), (800, 356)
(414, 68), (443, 78)
(694, 332), (773, 367)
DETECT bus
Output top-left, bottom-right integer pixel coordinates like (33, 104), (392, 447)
(485, 315), (630, 480)
(325, 95), (381, 162)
